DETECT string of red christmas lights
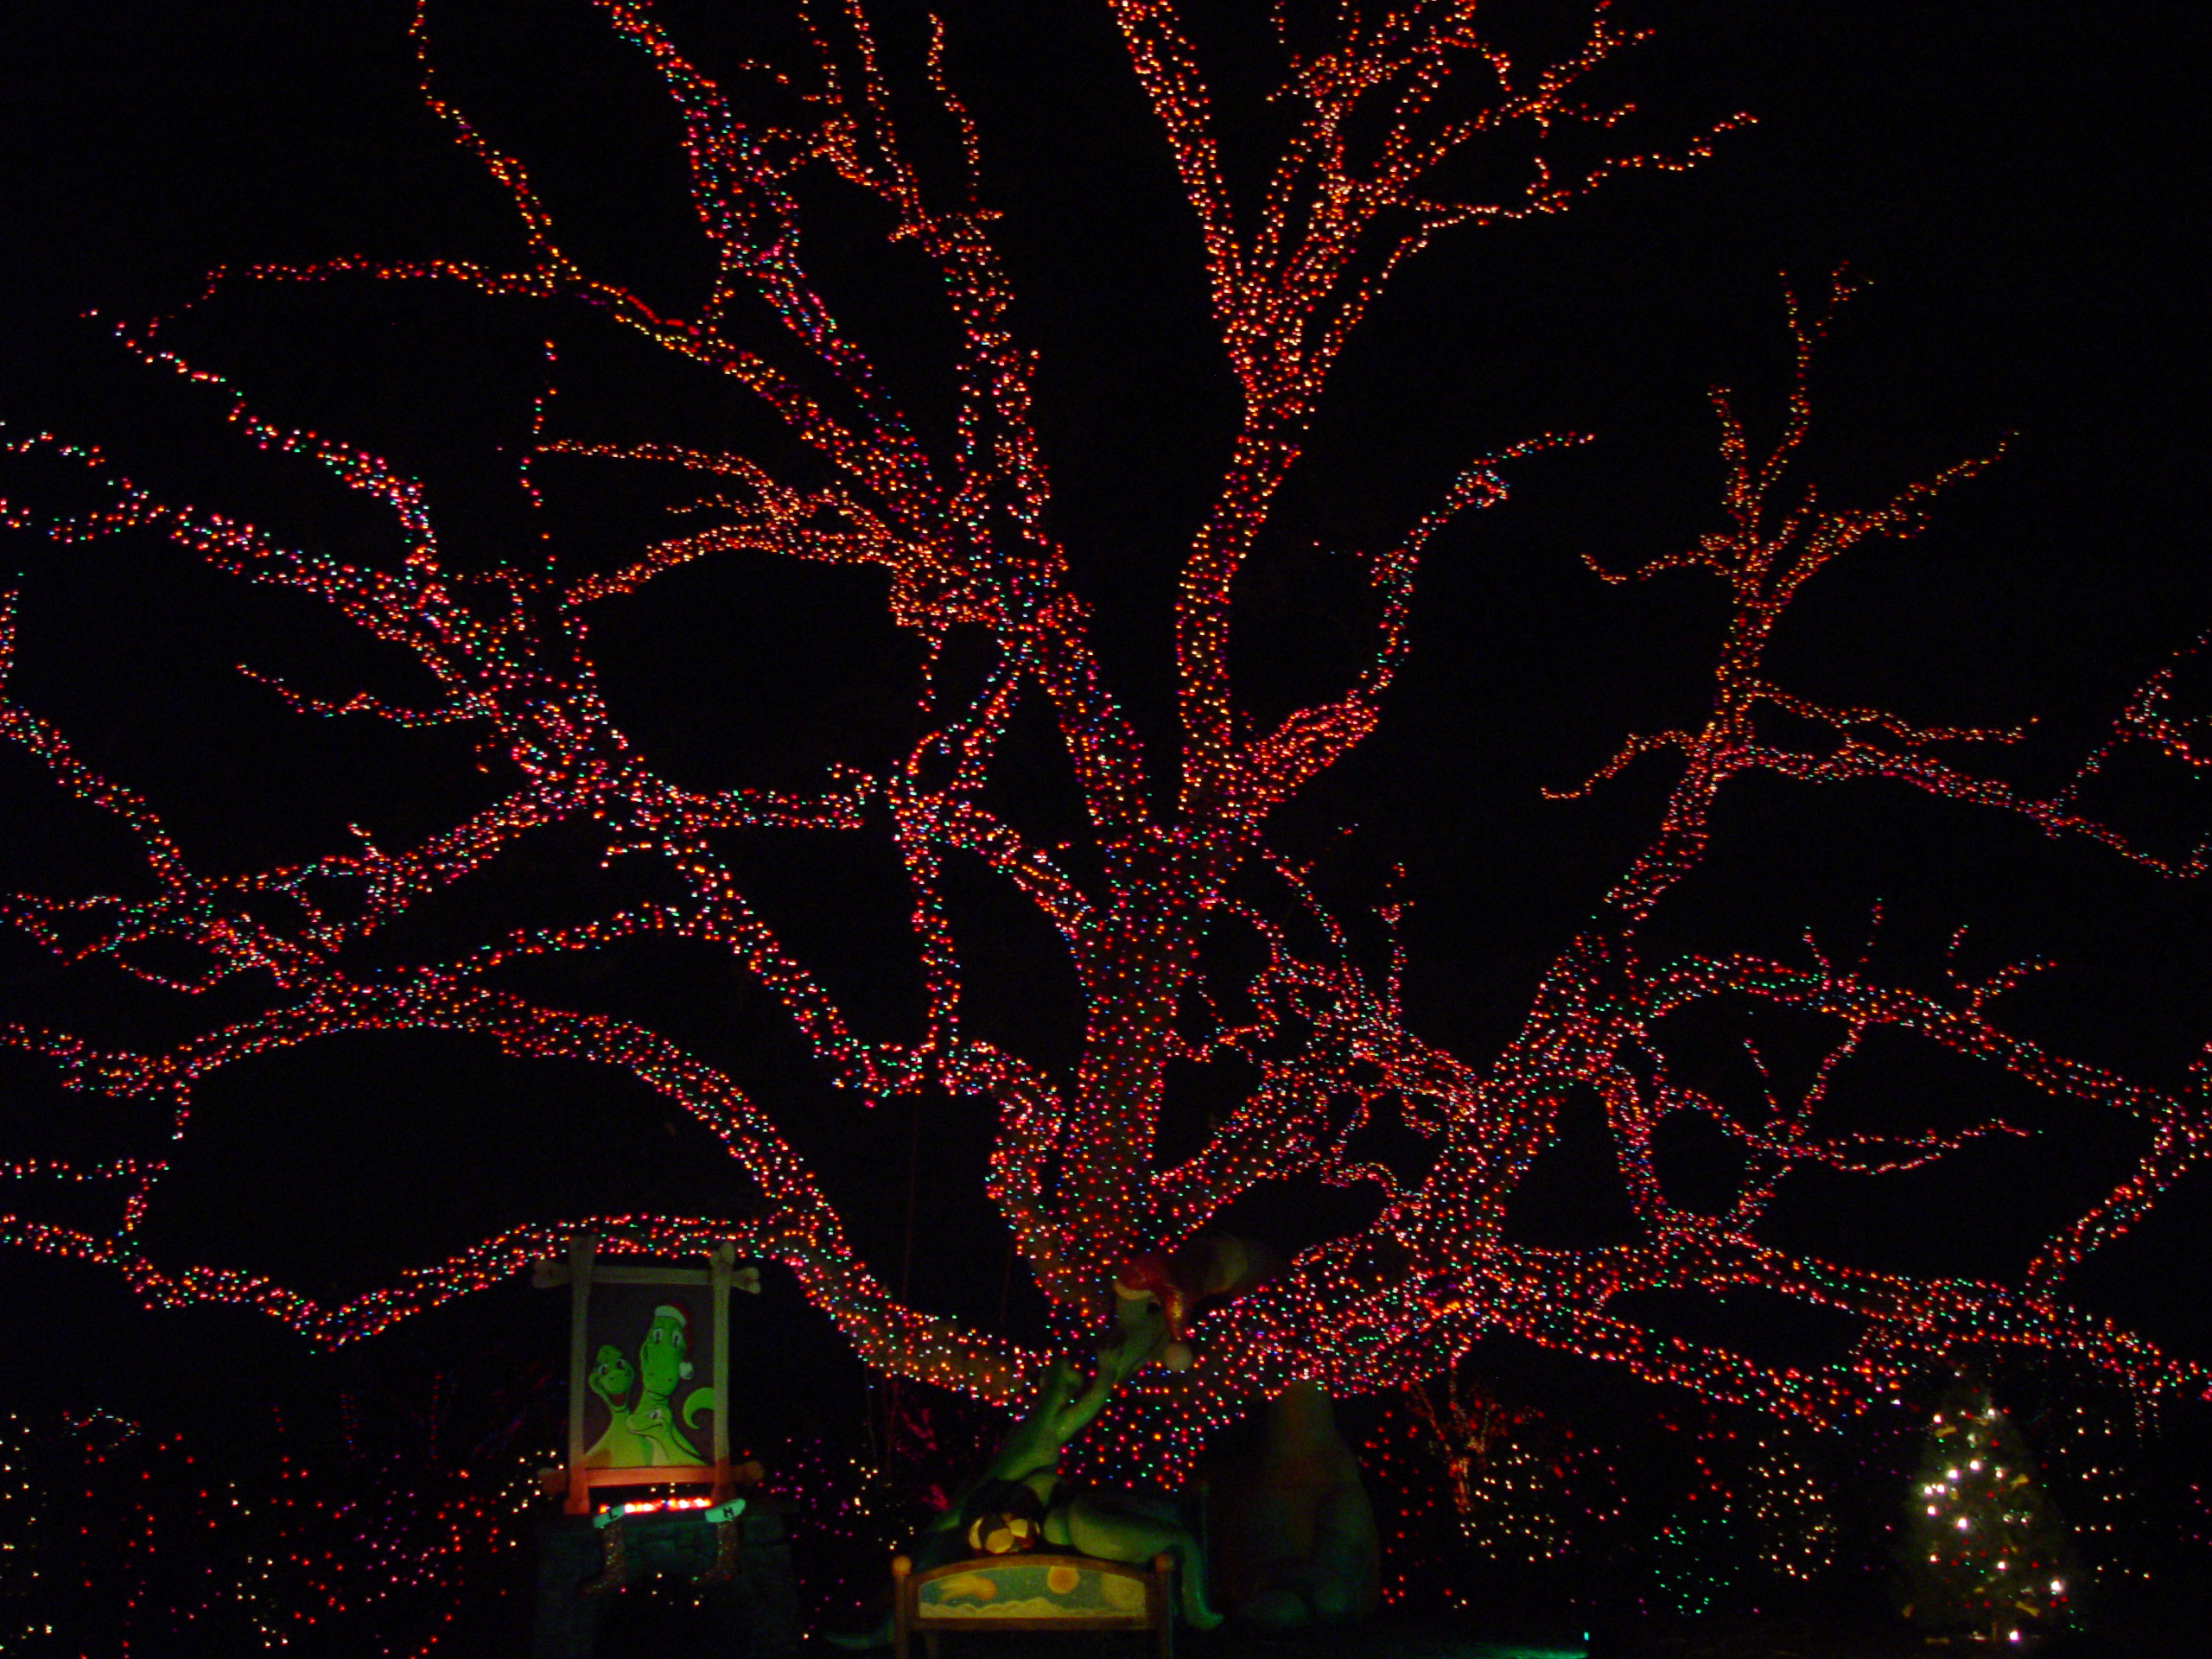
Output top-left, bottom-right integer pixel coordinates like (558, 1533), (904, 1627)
(3, 0), (2209, 1487)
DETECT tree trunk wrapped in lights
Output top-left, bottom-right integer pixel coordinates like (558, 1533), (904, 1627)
(1, 0), (2208, 1482)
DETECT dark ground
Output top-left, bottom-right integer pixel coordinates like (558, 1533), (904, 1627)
(583, 1584), (2212, 1659)
(885, 1608), (2202, 1659)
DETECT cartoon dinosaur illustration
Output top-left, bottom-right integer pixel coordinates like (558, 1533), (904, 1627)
(582, 1303), (719, 1467)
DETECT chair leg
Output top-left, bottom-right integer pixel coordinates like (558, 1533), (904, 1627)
(891, 1554), (912, 1659)
(1154, 1550), (1176, 1659)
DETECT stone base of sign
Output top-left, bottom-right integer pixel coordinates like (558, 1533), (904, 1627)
(531, 1500), (799, 1658)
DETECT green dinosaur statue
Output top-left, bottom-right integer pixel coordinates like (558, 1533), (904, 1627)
(829, 1304), (1221, 1648)
(1206, 1379), (1380, 1628)
(582, 1303), (720, 1468)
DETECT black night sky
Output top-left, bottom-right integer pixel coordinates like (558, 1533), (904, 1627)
(0, 1), (2205, 1649)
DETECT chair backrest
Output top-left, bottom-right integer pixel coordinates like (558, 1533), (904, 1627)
(898, 1551), (1165, 1625)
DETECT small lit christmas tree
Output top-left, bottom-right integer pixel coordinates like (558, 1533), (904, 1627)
(1897, 1378), (2078, 1642)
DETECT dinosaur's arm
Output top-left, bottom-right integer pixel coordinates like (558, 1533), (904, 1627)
(1052, 1307), (1166, 1442)
(1051, 1363), (1117, 1444)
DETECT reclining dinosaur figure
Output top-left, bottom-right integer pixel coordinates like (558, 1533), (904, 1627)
(829, 1236), (1284, 1646)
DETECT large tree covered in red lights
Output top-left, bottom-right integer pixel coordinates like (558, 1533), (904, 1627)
(3, 0), (2206, 1476)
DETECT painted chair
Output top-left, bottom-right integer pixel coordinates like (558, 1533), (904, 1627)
(891, 1550), (1175, 1659)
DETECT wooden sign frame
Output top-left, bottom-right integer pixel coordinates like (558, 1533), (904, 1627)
(536, 1235), (741, 1515)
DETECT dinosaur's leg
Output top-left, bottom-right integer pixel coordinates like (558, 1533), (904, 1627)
(1058, 1493), (1223, 1630)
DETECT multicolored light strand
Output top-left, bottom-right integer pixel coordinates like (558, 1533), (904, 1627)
(1898, 1383), (2077, 1640)
(0, 1403), (546, 1656)
(2, 0), (2209, 1491)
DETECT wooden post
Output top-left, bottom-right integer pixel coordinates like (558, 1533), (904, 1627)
(1154, 1551), (1175, 1659)
(564, 1234), (596, 1516)
(710, 1242), (734, 1499)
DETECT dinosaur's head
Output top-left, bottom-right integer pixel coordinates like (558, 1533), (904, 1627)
(639, 1303), (694, 1395)
(588, 1344), (635, 1408)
